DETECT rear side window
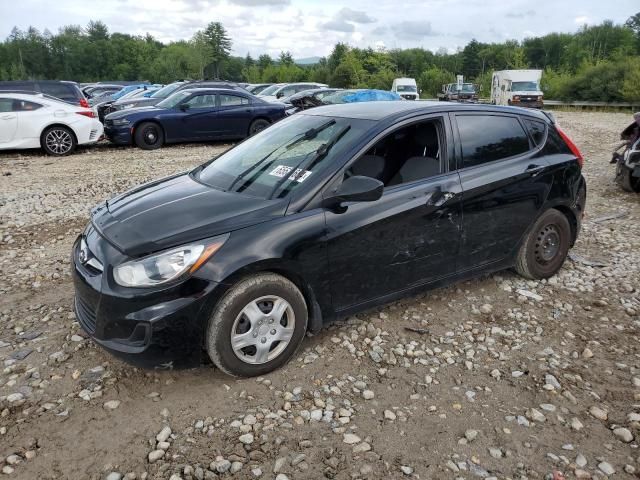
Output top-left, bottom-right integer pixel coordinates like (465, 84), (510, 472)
(457, 115), (530, 168)
(523, 118), (547, 146)
(12, 100), (42, 111)
(39, 83), (78, 103)
(219, 94), (249, 106)
(0, 98), (12, 112)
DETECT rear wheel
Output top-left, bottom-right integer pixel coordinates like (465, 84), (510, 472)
(134, 122), (164, 150)
(206, 273), (308, 377)
(41, 126), (76, 156)
(248, 118), (270, 136)
(514, 209), (571, 280)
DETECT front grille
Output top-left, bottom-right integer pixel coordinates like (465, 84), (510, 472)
(75, 295), (97, 334)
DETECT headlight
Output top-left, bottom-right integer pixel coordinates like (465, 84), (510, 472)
(122, 103), (136, 109)
(113, 235), (228, 287)
(111, 118), (130, 126)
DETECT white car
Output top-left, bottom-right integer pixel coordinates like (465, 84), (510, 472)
(0, 93), (104, 156)
(258, 83), (328, 102)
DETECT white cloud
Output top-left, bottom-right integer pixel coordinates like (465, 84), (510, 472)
(1, 0), (638, 59)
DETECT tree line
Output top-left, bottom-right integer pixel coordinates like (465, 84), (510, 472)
(1, 14), (639, 102)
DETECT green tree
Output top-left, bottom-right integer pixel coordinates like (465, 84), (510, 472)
(201, 21), (232, 79)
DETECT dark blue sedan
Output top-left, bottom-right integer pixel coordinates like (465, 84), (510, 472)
(103, 88), (286, 150)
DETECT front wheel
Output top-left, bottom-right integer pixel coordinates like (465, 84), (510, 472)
(134, 122), (164, 150)
(41, 126), (76, 156)
(617, 164), (640, 192)
(514, 209), (571, 280)
(206, 273), (308, 377)
(248, 118), (270, 136)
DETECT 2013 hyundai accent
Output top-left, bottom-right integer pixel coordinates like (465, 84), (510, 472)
(72, 101), (586, 377)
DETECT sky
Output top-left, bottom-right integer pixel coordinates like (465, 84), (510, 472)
(1, 0), (638, 59)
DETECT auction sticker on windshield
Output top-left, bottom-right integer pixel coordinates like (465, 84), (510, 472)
(269, 165), (312, 182)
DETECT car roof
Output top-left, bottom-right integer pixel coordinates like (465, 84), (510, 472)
(303, 101), (550, 122)
(176, 88), (250, 95)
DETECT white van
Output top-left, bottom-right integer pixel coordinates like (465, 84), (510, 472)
(491, 70), (544, 108)
(391, 78), (419, 100)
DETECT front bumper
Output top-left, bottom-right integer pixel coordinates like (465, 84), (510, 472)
(104, 124), (133, 145)
(71, 231), (221, 368)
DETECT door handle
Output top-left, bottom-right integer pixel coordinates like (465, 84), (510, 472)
(526, 164), (546, 176)
(426, 190), (455, 207)
(1, 114), (15, 120)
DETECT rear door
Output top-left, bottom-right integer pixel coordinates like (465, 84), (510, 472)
(0, 98), (18, 143)
(216, 94), (252, 137)
(453, 112), (551, 271)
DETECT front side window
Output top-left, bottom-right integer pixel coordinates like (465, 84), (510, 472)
(345, 119), (443, 188)
(219, 94), (248, 106)
(197, 114), (371, 199)
(185, 94), (217, 109)
(457, 115), (530, 168)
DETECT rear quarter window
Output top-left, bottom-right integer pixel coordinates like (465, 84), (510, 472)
(457, 115), (530, 168)
(523, 118), (547, 147)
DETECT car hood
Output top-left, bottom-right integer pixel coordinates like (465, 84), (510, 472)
(91, 172), (286, 257)
(105, 105), (161, 120)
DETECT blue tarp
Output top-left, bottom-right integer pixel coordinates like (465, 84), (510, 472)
(341, 89), (402, 103)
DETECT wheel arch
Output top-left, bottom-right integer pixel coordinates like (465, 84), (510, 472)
(210, 260), (324, 335)
(132, 118), (166, 141)
(40, 123), (79, 146)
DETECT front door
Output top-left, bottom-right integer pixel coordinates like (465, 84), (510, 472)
(169, 93), (220, 141)
(325, 117), (462, 311)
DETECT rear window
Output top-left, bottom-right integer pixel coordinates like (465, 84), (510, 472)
(457, 115), (530, 168)
(523, 118), (547, 146)
(39, 83), (79, 103)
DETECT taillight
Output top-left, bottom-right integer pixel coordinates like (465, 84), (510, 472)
(80, 98), (90, 108)
(76, 110), (96, 118)
(556, 125), (583, 168)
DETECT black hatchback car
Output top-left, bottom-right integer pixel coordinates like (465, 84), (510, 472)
(72, 102), (586, 376)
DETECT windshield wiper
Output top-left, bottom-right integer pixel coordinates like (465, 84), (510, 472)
(268, 124), (351, 199)
(225, 119), (338, 193)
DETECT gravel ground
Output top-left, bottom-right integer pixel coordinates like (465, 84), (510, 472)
(0, 112), (639, 480)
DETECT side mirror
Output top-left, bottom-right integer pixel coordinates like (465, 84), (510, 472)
(276, 91), (284, 99)
(179, 103), (190, 111)
(323, 175), (383, 209)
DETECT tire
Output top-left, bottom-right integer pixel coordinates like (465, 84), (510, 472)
(514, 209), (571, 280)
(617, 164), (640, 193)
(248, 118), (270, 136)
(134, 122), (164, 150)
(41, 126), (76, 156)
(206, 273), (308, 377)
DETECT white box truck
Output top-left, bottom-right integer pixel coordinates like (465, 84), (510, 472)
(391, 78), (419, 100)
(491, 70), (544, 108)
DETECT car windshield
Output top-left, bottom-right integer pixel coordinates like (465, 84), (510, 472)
(512, 81), (539, 92)
(157, 91), (192, 109)
(461, 84), (475, 92)
(259, 84), (283, 96)
(196, 114), (370, 199)
(396, 85), (417, 92)
(151, 83), (183, 98)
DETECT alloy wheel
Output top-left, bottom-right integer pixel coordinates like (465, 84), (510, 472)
(230, 295), (295, 364)
(45, 129), (73, 155)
